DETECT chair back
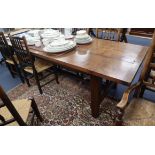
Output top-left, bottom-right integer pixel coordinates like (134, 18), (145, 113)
(139, 29), (155, 82)
(135, 47), (155, 96)
(96, 28), (122, 41)
(150, 29), (155, 52)
(9, 36), (34, 68)
(0, 32), (14, 60)
(140, 47), (153, 80)
(0, 85), (26, 125)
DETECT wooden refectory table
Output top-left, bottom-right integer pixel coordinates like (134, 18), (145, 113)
(27, 38), (148, 117)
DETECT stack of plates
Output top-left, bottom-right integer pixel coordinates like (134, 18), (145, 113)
(41, 29), (60, 39)
(42, 38), (52, 46)
(26, 36), (41, 45)
(76, 30), (87, 35)
(27, 30), (41, 37)
(42, 34), (65, 46)
(15, 30), (41, 45)
(43, 39), (76, 53)
(75, 30), (92, 44)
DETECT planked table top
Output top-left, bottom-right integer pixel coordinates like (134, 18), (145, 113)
(21, 38), (148, 85)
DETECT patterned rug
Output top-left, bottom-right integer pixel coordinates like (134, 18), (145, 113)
(7, 72), (155, 126)
(7, 73), (118, 125)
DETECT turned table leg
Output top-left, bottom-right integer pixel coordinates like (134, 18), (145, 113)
(90, 75), (102, 118)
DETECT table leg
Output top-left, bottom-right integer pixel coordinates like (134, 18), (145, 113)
(90, 75), (102, 118)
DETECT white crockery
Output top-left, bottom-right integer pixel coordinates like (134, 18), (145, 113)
(75, 34), (89, 39)
(50, 39), (69, 47)
(43, 40), (76, 53)
(75, 35), (93, 44)
(75, 30), (93, 44)
(76, 30), (87, 35)
(27, 30), (41, 37)
(26, 36), (41, 45)
(35, 41), (42, 47)
(40, 29), (60, 39)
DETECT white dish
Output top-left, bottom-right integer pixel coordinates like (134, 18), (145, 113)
(75, 37), (93, 44)
(75, 34), (89, 39)
(42, 38), (52, 46)
(43, 41), (76, 53)
(75, 37), (92, 42)
(42, 35), (65, 46)
(26, 37), (41, 45)
(50, 40), (69, 47)
(41, 29), (60, 39)
(48, 41), (74, 50)
(41, 29), (59, 34)
(27, 30), (41, 37)
(44, 45), (75, 53)
(35, 41), (42, 47)
(76, 30), (87, 35)
(27, 42), (35, 45)
(41, 33), (60, 38)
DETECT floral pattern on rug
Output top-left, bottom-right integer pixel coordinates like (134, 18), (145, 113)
(7, 73), (155, 126)
(7, 73), (119, 126)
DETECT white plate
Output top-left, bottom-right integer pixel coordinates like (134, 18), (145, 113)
(75, 36), (92, 41)
(27, 38), (41, 45)
(42, 29), (59, 34)
(47, 41), (74, 50)
(44, 44), (75, 53)
(43, 41), (76, 53)
(50, 40), (69, 47)
(41, 30), (60, 38)
(75, 37), (92, 42)
(75, 34), (89, 39)
(41, 34), (60, 38)
(27, 42), (35, 45)
(76, 30), (87, 35)
(27, 30), (41, 37)
(75, 37), (93, 44)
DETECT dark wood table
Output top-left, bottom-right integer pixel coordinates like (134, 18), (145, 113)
(27, 38), (148, 118)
